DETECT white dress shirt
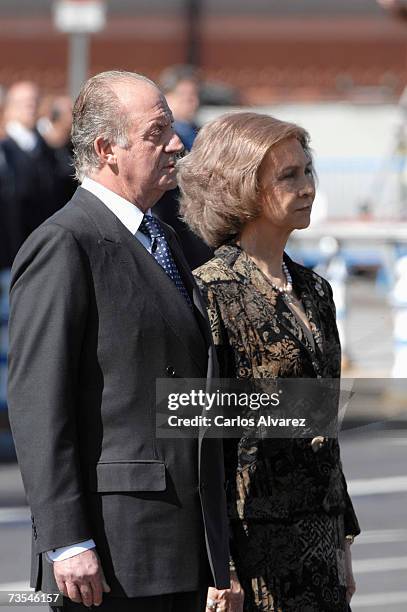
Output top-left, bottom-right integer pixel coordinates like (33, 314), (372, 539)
(5, 121), (39, 152)
(47, 177), (153, 562)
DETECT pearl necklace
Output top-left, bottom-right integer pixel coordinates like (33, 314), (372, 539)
(264, 261), (293, 297)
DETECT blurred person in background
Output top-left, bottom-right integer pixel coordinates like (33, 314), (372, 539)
(159, 64), (200, 151)
(377, 0), (407, 18)
(0, 82), (40, 426)
(154, 65), (213, 269)
(0, 117), (10, 422)
(0, 82), (76, 426)
(0, 84), (5, 138)
(1, 81), (76, 252)
(178, 112), (360, 612)
(39, 95), (77, 205)
(0, 81), (40, 269)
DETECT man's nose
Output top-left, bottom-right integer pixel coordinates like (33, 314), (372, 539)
(167, 132), (184, 154)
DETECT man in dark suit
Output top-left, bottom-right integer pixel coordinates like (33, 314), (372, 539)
(1, 82), (76, 250)
(154, 65), (213, 269)
(8, 70), (229, 611)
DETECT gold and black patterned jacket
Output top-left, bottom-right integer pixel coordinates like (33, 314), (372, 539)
(194, 243), (360, 537)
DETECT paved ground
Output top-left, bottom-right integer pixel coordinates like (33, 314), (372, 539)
(341, 427), (407, 611)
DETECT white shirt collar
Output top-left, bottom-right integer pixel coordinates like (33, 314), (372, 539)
(81, 177), (150, 235)
(6, 121), (38, 152)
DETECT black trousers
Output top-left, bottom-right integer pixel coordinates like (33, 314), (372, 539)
(51, 587), (208, 612)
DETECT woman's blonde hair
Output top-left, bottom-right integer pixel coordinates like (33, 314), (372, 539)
(177, 111), (311, 248)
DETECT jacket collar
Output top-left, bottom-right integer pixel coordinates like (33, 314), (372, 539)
(72, 187), (124, 243)
(80, 177), (146, 236)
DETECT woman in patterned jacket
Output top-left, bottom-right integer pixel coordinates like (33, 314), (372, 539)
(177, 112), (360, 612)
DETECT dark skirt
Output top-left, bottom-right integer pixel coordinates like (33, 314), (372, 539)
(231, 514), (348, 612)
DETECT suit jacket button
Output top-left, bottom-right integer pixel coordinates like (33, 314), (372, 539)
(166, 366), (176, 377)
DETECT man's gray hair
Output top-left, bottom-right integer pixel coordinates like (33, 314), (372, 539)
(71, 70), (156, 182)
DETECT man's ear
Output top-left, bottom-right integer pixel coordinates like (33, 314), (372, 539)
(94, 136), (117, 167)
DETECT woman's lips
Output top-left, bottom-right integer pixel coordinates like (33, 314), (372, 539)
(297, 204), (312, 211)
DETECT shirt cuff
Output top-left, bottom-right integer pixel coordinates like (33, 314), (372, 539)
(46, 539), (96, 562)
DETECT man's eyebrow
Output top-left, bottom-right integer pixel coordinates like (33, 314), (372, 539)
(148, 116), (172, 128)
(144, 122), (165, 133)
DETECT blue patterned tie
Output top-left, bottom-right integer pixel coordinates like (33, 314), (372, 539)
(139, 215), (193, 309)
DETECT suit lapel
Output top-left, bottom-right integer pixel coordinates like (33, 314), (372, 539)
(73, 189), (208, 369)
(72, 187), (122, 243)
(164, 225), (213, 348)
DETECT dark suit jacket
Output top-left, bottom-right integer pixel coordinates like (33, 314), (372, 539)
(0, 139), (29, 269)
(0, 133), (76, 269)
(8, 187), (230, 597)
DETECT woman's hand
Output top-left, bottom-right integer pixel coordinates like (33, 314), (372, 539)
(206, 572), (244, 612)
(345, 540), (356, 603)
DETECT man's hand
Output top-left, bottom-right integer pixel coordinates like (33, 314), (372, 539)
(206, 572), (244, 612)
(53, 548), (110, 607)
(344, 540), (356, 604)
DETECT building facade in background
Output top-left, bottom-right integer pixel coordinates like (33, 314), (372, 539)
(0, 0), (405, 103)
